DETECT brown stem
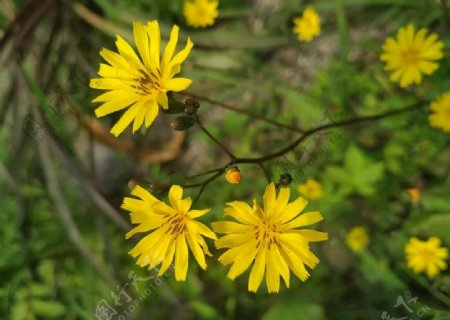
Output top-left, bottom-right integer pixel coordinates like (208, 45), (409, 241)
(185, 91), (304, 133)
(194, 112), (236, 159)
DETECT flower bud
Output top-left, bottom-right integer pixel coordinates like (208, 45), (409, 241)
(224, 167), (241, 184)
(170, 115), (194, 131)
(184, 98), (200, 115)
(279, 174), (293, 186)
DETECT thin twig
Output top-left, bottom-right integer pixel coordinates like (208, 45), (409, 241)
(185, 91), (304, 133)
(193, 112), (236, 159)
(233, 102), (424, 164)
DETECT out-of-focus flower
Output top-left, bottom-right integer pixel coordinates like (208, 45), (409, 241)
(183, 0), (219, 28)
(407, 188), (421, 204)
(293, 7), (321, 42)
(213, 183), (328, 293)
(380, 24), (444, 88)
(224, 167), (241, 184)
(405, 237), (448, 278)
(90, 21), (193, 137)
(429, 92), (450, 133)
(122, 185), (216, 281)
(346, 226), (369, 252)
(297, 178), (323, 200)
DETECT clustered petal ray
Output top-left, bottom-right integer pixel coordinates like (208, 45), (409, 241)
(212, 183), (328, 293)
(405, 237), (448, 278)
(90, 20), (194, 137)
(122, 185), (216, 281)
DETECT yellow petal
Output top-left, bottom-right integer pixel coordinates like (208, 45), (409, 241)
(165, 78), (192, 92)
(282, 211), (323, 229)
(133, 21), (151, 67)
(224, 201), (259, 225)
(277, 196), (308, 223)
(174, 234), (189, 281)
(162, 25), (179, 69)
(212, 221), (253, 234)
(158, 238), (176, 276)
(266, 247), (280, 293)
(110, 101), (143, 137)
(227, 241), (258, 280)
(186, 229), (207, 270)
(248, 248), (266, 292)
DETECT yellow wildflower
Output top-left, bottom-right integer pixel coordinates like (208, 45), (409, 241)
(183, 0), (219, 28)
(90, 21), (193, 137)
(346, 226), (369, 252)
(293, 7), (321, 42)
(212, 183), (328, 293)
(297, 178), (323, 200)
(405, 237), (448, 278)
(380, 24), (444, 88)
(122, 185), (216, 281)
(429, 92), (450, 133)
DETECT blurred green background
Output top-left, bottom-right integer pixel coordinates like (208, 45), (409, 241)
(1, 0), (449, 319)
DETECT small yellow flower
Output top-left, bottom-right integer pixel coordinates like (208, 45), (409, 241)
(346, 227), (369, 252)
(407, 188), (421, 204)
(405, 237), (448, 278)
(212, 183), (328, 293)
(297, 178), (323, 200)
(429, 92), (450, 133)
(224, 167), (241, 184)
(122, 185), (216, 281)
(380, 24), (444, 88)
(183, 0), (219, 28)
(90, 21), (194, 137)
(293, 7), (321, 42)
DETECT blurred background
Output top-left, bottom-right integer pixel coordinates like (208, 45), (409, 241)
(0, 0), (449, 319)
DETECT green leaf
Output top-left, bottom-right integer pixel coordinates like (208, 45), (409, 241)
(262, 300), (325, 320)
(30, 300), (66, 319)
(188, 301), (222, 320)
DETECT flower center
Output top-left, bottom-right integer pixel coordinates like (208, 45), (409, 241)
(255, 220), (281, 248)
(135, 69), (161, 95)
(403, 49), (419, 65)
(162, 213), (187, 238)
(420, 249), (436, 261)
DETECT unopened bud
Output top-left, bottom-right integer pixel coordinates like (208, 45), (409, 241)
(184, 98), (200, 115)
(128, 179), (137, 190)
(225, 167), (241, 184)
(279, 174), (293, 186)
(170, 115), (194, 131)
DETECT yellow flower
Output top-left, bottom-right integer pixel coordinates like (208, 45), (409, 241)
(122, 185), (216, 281)
(90, 21), (194, 137)
(429, 92), (450, 133)
(224, 167), (241, 184)
(380, 24), (444, 88)
(212, 183), (328, 293)
(405, 237), (448, 278)
(293, 7), (321, 42)
(297, 178), (323, 200)
(183, 0), (219, 28)
(346, 226), (369, 252)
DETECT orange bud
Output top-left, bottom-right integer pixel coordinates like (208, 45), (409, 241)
(407, 188), (421, 204)
(225, 167), (241, 184)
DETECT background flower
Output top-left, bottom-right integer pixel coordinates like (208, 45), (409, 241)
(405, 237), (448, 278)
(346, 226), (369, 252)
(183, 0), (219, 28)
(380, 24), (444, 88)
(293, 7), (321, 42)
(429, 92), (450, 133)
